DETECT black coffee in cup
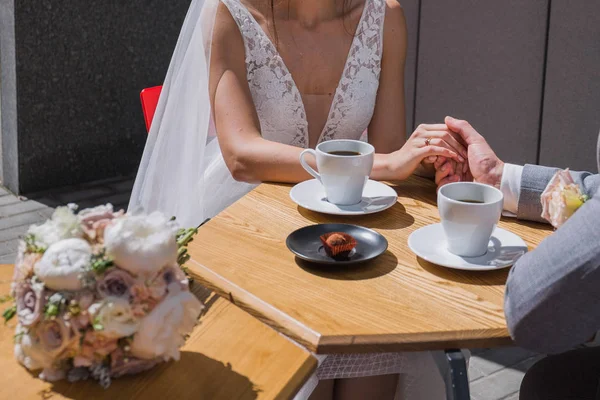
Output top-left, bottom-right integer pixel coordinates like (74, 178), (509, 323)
(327, 151), (361, 156)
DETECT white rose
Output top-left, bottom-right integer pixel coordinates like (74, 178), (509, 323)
(104, 213), (178, 277)
(14, 325), (54, 371)
(130, 291), (204, 361)
(34, 238), (91, 290)
(89, 297), (139, 338)
(27, 205), (82, 248)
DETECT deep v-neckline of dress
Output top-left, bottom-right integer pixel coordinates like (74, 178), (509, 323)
(241, 0), (371, 146)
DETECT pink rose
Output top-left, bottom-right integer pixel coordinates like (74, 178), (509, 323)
(78, 204), (124, 242)
(541, 169), (588, 228)
(11, 249), (42, 296)
(97, 269), (135, 299)
(80, 331), (119, 360)
(15, 280), (45, 327)
(109, 347), (161, 378)
(35, 319), (73, 357)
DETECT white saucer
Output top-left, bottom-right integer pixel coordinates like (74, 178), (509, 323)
(408, 223), (528, 271)
(290, 179), (398, 216)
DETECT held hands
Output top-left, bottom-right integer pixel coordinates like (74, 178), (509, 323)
(434, 116), (504, 189)
(389, 123), (468, 181)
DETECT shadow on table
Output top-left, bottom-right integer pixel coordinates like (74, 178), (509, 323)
(297, 202), (415, 230)
(48, 352), (259, 399)
(296, 250), (398, 280)
(417, 257), (509, 286)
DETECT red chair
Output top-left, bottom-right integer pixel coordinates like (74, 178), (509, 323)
(140, 85), (163, 132)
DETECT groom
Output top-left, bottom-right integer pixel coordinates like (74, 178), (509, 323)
(437, 117), (600, 399)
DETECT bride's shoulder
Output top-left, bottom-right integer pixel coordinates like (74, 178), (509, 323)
(238, 0), (270, 24)
(383, 0), (406, 36)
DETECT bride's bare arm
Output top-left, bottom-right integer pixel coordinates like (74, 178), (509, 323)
(209, 3), (462, 184)
(367, 0), (408, 153)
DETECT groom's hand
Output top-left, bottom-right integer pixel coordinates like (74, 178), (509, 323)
(436, 116), (504, 188)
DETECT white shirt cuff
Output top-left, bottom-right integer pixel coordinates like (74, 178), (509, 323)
(500, 163), (524, 216)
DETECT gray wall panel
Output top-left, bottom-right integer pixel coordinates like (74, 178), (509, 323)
(401, 0), (419, 137)
(539, 0), (600, 172)
(6, 1), (191, 193)
(415, 0), (549, 164)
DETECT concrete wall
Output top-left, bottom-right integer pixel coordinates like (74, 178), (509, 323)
(0, 0), (191, 193)
(406, 0), (599, 171)
(1, 0), (599, 194)
(538, 0), (600, 171)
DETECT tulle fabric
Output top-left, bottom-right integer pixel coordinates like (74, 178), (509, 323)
(128, 0), (255, 227)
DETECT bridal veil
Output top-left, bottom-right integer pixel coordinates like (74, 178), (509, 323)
(128, 0), (256, 227)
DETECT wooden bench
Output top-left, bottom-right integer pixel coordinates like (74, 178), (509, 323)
(0, 264), (316, 399)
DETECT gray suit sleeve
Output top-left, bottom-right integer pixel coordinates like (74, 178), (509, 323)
(504, 187), (600, 354)
(517, 165), (600, 223)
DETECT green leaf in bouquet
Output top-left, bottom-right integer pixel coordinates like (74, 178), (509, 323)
(3, 305), (16, 323)
(24, 234), (46, 254)
(45, 303), (59, 318)
(91, 252), (115, 275)
(92, 316), (104, 331)
(44, 292), (65, 318)
(176, 227), (198, 267)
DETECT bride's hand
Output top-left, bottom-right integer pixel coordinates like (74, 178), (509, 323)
(389, 124), (468, 180)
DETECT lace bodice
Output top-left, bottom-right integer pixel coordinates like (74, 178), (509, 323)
(221, 0), (385, 148)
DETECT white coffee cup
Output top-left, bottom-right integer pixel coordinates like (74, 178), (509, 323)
(438, 182), (504, 257)
(300, 140), (375, 205)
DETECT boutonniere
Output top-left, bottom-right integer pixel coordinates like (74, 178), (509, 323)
(541, 169), (589, 229)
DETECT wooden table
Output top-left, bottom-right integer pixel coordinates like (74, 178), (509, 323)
(0, 265), (316, 400)
(186, 177), (553, 399)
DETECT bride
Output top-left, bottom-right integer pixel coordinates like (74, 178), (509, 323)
(130, 0), (466, 398)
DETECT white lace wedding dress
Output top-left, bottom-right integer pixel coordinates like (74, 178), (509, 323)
(218, 0), (448, 398)
(130, 0), (451, 397)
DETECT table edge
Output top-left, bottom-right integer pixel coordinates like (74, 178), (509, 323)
(187, 260), (513, 354)
(188, 259), (323, 351)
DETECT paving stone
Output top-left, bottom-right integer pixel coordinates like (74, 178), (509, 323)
(37, 208), (55, 219)
(470, 355), (544, 400)
(469, 347), (538, 381)
(28, 196), (62, 208)
(0, 225), (30, 242)
(0, 200), (48, 218)
(52, 186), (115, 204)
(0, 187), (10, 197)
(0, 211), (49, 231)
(0, 253), (17, 264)
(107, 178), (135, 193)
(92, 192), (131, 210)
(0, 196), (21, 207)
(0, 239), (21, 256)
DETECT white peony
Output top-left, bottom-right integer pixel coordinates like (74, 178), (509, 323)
(27, 205), (82, 248)
(104, 212), (178, 277)
(130, 291), (204, 361)
(34, 238), (91, 290)
(89, 297), (139, 339)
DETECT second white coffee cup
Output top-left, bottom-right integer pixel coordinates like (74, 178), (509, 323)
(300, 140), (375, 206)
(438, 182), (504, 257)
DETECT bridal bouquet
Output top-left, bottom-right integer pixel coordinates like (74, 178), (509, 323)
(4, 204), (203, 388)
(541, 169), (589, 228)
